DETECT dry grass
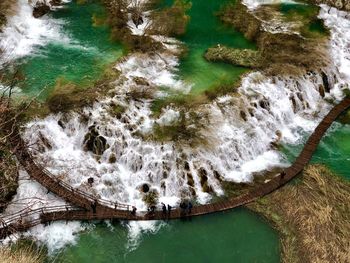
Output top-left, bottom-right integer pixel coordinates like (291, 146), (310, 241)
(0, 248), (42, 263)
(248, 164), (350, 263)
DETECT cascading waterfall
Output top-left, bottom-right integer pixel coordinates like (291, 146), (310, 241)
(1, 0), (350, 253)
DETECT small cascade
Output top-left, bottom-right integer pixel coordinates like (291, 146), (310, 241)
(0, 0), (69, 68)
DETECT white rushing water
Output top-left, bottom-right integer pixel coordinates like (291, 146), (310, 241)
(0, 0), (70, 67)
(1, 0), (350, 253)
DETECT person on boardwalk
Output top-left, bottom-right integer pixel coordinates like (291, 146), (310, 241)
(188, 201), (193, 214)
(167, 204), (172, 216)
(91, 199), (97, 214)
(180, 201), (188, 215)
(280, 171), (286, 180)
(161, 203), (167, 214)
(131, 206), (137, 216)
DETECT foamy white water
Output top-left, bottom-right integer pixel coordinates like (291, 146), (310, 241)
(0, 0), (69, 67)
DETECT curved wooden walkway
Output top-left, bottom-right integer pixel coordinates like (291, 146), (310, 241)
(1, 97), (350, 239)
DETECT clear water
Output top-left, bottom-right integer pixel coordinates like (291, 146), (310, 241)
(163, 0), (255, 94)
(17, 0), (124, 99)
(283, 121), (350, 180)
(56, 209), (280, 263)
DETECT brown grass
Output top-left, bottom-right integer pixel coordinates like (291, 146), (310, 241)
(0, 247), (44, 263)
(247, 164), (350, 263)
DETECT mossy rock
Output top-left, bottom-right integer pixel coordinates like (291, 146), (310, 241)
(205, 46), (263, 68)
(83, 125), (109, 156)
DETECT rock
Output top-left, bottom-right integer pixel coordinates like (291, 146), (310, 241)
(83, 125), (108, 155)
(141, 183), (150, 193)
(108, 153), (117, 163)
(0, 13), (6, 32)
(33, 3), (50, 18)
(321, 72), (330, 93)
(319, 85), (326, 97)
(240, 110), (247, 121)
(334, 0), (343, 9)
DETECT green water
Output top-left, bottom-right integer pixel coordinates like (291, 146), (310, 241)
(162, 0), (255, 94)
(283, 122), (350, 180)
(279, 2), (327, 35)
(57, 209), (280, 263)
(18, 0), (124, 98)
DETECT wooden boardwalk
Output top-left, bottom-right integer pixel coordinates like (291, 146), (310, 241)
(1, 97), (350, 239)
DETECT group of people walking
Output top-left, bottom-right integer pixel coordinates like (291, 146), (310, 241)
(130, 201), (194, 218)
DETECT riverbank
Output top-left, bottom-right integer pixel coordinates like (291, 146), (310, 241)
(247, 164), (350, 263)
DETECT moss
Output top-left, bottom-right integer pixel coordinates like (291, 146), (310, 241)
(46, 63), (121, 114)
(218, 1), (329, 75)
(205, 46), (263, 68)
(0, 147), (18, 213)
(147, 0), (192, 37)
(102, 0), (164, 52)
(149, 110), (209, 147)
(142, 189), (159, 207)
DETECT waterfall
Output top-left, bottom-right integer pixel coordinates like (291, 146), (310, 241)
(2, 0), (350, 252)
(0, 0), (69, 68)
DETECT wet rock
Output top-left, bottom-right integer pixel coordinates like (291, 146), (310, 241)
(108, 153), (117, 163)
(240, 110), (247, 121)
(131, 11), (144, 28)
(199, 168), (213, 193)
(38, 132), (52, 150)
(259, 99), (270, 110)
(0, 13), (6, 32)
(290, 96), (297, 113)
(184, 161), (190, 171)
(33, 3), (50, 18)
(187, 173), (195, 187)
(57, 120), (65, 129)
(318, 85), (326, 97)
(83, 125), (108, 155)
(213, 170), (222, 182)
(141, 183), (150, 193)
(321, 72), (330, 93)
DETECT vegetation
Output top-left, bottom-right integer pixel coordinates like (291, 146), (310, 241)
(247, 165), (350, 263)
(147, 0), (192, 37)
(142, 189), (159, 207)
(205, 46), (263, 68)
(102, 0), (163, 52)
(46, 64), (121, 114)
(0, 0), (16, 30)
(149, 109), (209, 146)
(214, 1), (330, 75)
(0, 238), (48, 263)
